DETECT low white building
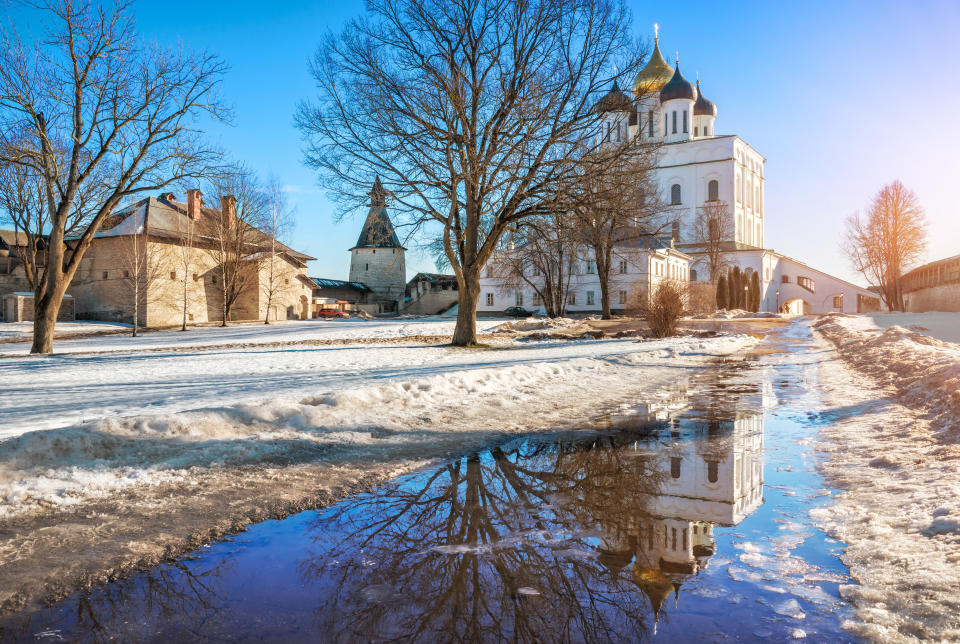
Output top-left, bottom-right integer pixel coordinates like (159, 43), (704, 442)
(478, 239), (690, 315)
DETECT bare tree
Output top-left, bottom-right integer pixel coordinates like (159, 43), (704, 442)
(0, 0), (228, 353)
(175, 210), (197, 331)
(691, 199), (733, 286)
(201, 168), (270, 326)
(493, 211), (580, 317)
(0, 159), (48, 290)
(567, 144), (667, 319)
(261, 178), (295, 324)
(296, 0), (646, 345)
(118, 217), (165, 336)
(842, 181), (927, 311)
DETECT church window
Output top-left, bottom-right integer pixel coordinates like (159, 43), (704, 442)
(123, 270), (130, 278)
(515, 292), (523, 306)
(586, 260), (595, 274)
(833, 295), (843, 309)
(365, 263), (369, 271)
(690, 269), (698, 282)
(604, 122), (610, 142)
(486, 293), (493, 306)
(683, 528), (688, 551)
(671, 111), (677, 134)
(694, 126), (699, 137)
(586, 291), (595, 306)
(615, 122), (621, 142)
(670, 184), (681, 205)
(533, 293), (542, 306)
(619, 259), (627, 274)
(618, 290), (627, 305)
(569, 292), (576, 305)
(682, 110), (688, 133)
(782, 275), (790, 283)
(170, 271), (177, 280)
(707, 461), (719, 483)
(192, 273), (198, 282)
(708, 179), (719, 202)
(672, 528), (677, 551)
(648, 112), (654, 137)
(670, 457), (681, 478)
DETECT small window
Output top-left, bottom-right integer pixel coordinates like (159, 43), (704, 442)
(569, 293), (576, 305)
(193, 273), (199, 282)
(515, 292), (523, 306)
(648, 111), (654, 137)
(682, 110), (688, 133)
(586, 291), (595, 306)
(672, 220), (680, 240)
(619, 259), (627, 274)
(586, 260), (595, 274)
(671, 457), (681, 479)
(671, 111), (677, 134)
(102, 271), (108, 279)
(690, 269), (698, 282)
(170, 271), (177, 280)
(365, 264), (369, 271)
(707, 461), (719, 483)
(188, 313), (194, 321)
(708, 179), (719, 202)
(212, 275), (217, 285)
(486, 293), (494, 306)
(781, 275), (790, 284)
(533, 293), (542, 306)
(123, 270), (130, 278)
(833, 295), (843, 309)
(618, 290), (627, 305)
(694, 126), (699, 137)
(670, 184), (681, 205)
(285, 278), (289, 285)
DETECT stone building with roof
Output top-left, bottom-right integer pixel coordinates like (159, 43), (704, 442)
(901, 254), (960, 312)
(62, 190), (317, 326)
(347, 178), (407, 312)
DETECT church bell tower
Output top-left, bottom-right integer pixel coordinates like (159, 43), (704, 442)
(348, 177), (407, 311)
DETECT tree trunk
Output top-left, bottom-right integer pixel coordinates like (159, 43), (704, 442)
(597, 260), (612, 320)
(30, 282), (62, 354)
(452, 271), (481, 346)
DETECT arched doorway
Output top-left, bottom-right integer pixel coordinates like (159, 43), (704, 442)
(300, 295), (309, 320)
(781, 298), (810, 315)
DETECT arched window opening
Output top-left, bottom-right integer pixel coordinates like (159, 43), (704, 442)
(707, 461), (719, 483)
(670, 457), (682, 479)
(690, 269), (698, 282)
(694, 126), (699, 137)
(648, 112), (654, 137)
(670, 184), (682, 205)
(672, 111), (677, 134)
(682, 110), (688, 133)
(708, 179), (719, 202)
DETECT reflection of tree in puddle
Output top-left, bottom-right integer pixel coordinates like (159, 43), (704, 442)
(0, 557), (234, 642)
(303, 402), (764, 641)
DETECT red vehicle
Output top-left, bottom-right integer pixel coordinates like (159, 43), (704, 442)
(316, 310), (349, 318)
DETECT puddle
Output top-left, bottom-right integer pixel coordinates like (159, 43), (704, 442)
(0, 330), (856, 642)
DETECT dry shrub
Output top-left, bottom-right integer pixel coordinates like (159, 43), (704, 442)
(644, 279), (687, 338)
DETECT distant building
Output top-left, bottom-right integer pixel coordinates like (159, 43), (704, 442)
(348, 178), (407, 312)
(902, 254), (960, 312)
(0, 230), (75, 322)
(402, 272), (458, 315)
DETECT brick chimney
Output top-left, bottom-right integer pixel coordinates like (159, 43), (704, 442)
(186, 189), (204, 220)
(220, 194), (237, 228)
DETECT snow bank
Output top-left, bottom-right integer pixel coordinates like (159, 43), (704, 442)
(810, 315), (960, 641)
(836, 312), (960, 345)
(693, 309), (783, 320)
(0, 333), (757, 517)
(490, 317), (587, 333)
(814, 314), (960, 437)
(0, 321), (131, 341)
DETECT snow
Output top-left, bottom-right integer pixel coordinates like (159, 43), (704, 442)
(0, 324), (757, 516)
(0, 316), (502, 354)
(0, 320), (130, 341)
(837, 311), (960, 345)
(811, 314), (960, 641)
(692, 309), (784, 320)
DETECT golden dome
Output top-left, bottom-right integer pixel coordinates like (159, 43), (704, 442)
(633, 38), (674, 98)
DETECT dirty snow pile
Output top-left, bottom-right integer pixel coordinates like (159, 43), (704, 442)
(810, 315), (960, 641)
(490, 317), (590, 334)
(0, 333), (756, 518)
(814, 313), (960, 437)
(693, 309), (783, 320)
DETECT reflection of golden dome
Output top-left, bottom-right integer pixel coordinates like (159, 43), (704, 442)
(633, 564), (673, 618)
(633, 38), (674, 98)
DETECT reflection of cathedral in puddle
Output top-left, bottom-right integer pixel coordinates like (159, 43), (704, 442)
(598, 412), (764, 633)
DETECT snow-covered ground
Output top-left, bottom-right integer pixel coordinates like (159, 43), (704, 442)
(811, 314), (960, 641)
(0, 325), (757, 613)
(838, 311), (960, 345)
(0, 321), (131, 341)
(0, 316), (504, 355)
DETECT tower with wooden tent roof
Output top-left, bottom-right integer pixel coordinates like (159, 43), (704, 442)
(348, 177), (407, 311)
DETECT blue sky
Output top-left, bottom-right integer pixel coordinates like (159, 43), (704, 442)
(26, 1), (960, 283)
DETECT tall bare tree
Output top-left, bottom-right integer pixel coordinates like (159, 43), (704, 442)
(296, 0), (646, 345)
(202, 167), (270, 326)
(493, 211), (580, 318)
(842, 180), (927, 311)
(0, 0), (228, 353)
(691, 199), (733, 286)
(567, 144), (666, 319)
(0, 160), (47, 290)
(118, 216), (165, 336)
(261, 178), (295, 324)
(175, 207), (197, 331)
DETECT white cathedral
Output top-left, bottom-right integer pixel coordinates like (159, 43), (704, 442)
(478, 30), (879, 315)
